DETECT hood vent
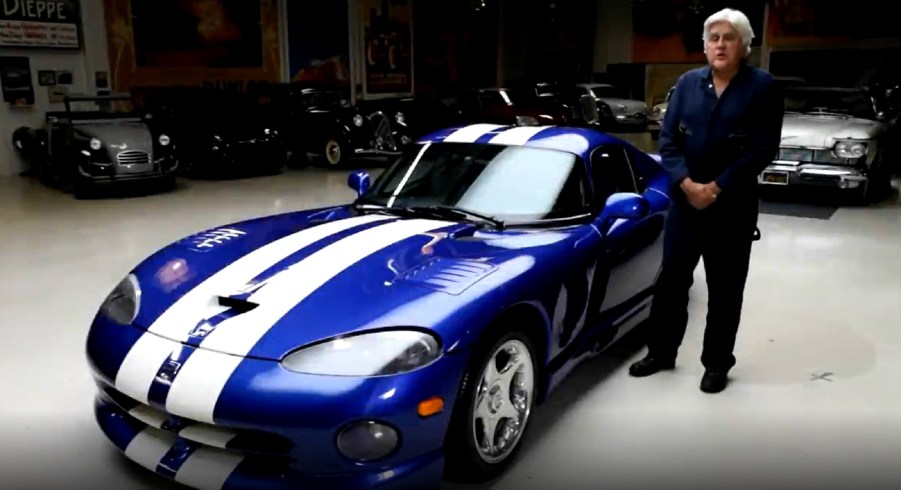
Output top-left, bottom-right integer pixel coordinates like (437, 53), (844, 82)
(217, 295), (259, 314)
(399, 257), (497, 295)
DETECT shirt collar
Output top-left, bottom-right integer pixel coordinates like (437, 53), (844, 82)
(703, 61), (750, 84)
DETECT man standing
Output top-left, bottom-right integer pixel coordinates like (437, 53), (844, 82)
(628, 8), (784, 393)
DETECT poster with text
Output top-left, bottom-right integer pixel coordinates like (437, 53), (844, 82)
(0, 0), (81, 48)
(361, 0), (412, 96)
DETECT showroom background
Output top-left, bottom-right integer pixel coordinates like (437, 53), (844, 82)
(0, 0), (898, 177)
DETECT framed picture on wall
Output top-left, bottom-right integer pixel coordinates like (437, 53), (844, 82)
(38, 70), (57, 86)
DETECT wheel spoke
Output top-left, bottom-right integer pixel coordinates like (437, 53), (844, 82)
(497, 401), (519, 421)
(480, 415), (500, 453)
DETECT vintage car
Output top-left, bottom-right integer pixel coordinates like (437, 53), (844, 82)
(451, 85), (601, 129)
(760, 86), (898, 202)
(648, 86), (675, 140)
(274, 85), (414, 167)
(136, 87), (290, 179)
(12, 93), (177, 197)
(574, 83), (649, 130)
(86, 123), (673, 490)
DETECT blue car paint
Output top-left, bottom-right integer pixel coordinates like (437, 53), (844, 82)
(85, 123), (672, 490)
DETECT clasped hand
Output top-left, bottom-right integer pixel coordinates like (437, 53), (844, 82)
(680, 178), (720, 210)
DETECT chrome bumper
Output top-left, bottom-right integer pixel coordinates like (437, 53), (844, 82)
(758, 161), (869, 190)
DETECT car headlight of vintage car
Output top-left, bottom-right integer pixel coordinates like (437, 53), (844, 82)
(833, 140), (867, 159)
(90, 138), (102, 150)
(100, 274), (141, 325)
(353, 114), (364, 127)
(159, 134), (171, 146)
(281, 329), (442, 376)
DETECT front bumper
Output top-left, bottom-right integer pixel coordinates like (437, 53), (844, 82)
(78, 156), (178, 185)
(612, 112), (648, 127)
(758, 161), (870, 191)
(94, 393), (444, 490)
(86, 318), (467, 490)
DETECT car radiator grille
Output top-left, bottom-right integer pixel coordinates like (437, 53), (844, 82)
(778, 147), (857, 165)
(101, 383), (293, 459)
(117, 150), (151, 165)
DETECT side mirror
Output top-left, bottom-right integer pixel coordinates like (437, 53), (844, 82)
(598, 192), (650, 232)
(347, 170), (371, 197)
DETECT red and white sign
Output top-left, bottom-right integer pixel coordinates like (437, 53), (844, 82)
(0, 19), (78, 47)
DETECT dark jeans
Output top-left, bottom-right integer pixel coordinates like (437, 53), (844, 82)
(646, 198), (758, 372)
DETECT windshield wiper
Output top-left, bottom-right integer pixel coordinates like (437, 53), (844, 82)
(353, 203), (505, 230)
(406, 205), (506, 230)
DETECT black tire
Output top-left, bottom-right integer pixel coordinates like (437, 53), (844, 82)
(444, 328), (539, 483)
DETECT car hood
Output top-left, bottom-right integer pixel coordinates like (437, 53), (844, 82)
(780, 113), (885, 148)
(73, 121), (153, 152)
(128, 207), (570, 360)
(598, 98), (647, 114)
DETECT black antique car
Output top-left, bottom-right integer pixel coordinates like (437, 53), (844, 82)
(136, 87), (289, 179)
(448, 82), (605, 129)
(12, 93), (178, 197)
(272, 84), (414, 168)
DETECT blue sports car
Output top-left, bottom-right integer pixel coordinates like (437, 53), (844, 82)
(85, 123), (671, 490)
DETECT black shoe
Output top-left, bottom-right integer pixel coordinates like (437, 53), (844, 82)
(628, 355), (675, 377)
(700, 370), (728, 393)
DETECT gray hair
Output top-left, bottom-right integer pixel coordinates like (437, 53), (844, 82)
(703, 8), (755, 55)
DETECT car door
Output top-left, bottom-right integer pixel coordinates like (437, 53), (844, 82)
(589, 144), (666, 325)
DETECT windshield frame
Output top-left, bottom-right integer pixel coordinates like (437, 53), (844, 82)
(356, 142), (596, 228)
(590, 85), (628, 99)
(783, 87), (877, 120)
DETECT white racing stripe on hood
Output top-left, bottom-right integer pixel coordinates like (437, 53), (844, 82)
(114, 213), (391, 405)
(488, 125), (552, 145)
(163, 218), (455, 424)
(443, 123), (506, 142)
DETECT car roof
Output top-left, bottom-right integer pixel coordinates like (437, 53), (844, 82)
(417, 124), (629, 161)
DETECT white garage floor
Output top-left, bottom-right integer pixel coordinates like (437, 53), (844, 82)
(1, 159), (900, 490)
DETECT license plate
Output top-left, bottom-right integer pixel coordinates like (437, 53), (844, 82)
(762, 171), (789, 184)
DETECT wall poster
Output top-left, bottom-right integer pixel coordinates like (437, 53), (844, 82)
(285, 1), (350, 86)
(0, 0), (81, 49)
(360, 0), (413, 96)
(103, 0), (281, 95)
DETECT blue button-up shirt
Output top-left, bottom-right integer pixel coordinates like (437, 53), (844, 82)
(658, 62), (784, 210)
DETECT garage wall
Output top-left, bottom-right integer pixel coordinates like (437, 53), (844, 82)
(0, 0), (109, 178)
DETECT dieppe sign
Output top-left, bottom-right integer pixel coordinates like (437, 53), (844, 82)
(0, 0), (81, 48)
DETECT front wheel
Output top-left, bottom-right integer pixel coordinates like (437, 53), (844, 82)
(444, 331), (538, 483)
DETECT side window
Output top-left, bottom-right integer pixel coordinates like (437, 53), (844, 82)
(590, 145), (639, 205)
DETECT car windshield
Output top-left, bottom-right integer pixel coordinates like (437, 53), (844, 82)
(301, 91), (344, 108)
(68, 97), (137, 117)
(590, 85), (627, 99)
(357, 142), (591, 223)
(783, 88), (876, 120)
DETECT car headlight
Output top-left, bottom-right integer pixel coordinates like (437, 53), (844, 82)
(281, 329), (442, 376)
(159, 134), (170, 146)
(833, 140), (867, 159)
(100, 274), (141, 325)
(353, 114), (364, 127)
(90, 138), (102, 150)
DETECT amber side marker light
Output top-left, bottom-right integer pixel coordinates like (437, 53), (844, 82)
(418, 397), (444, 417)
